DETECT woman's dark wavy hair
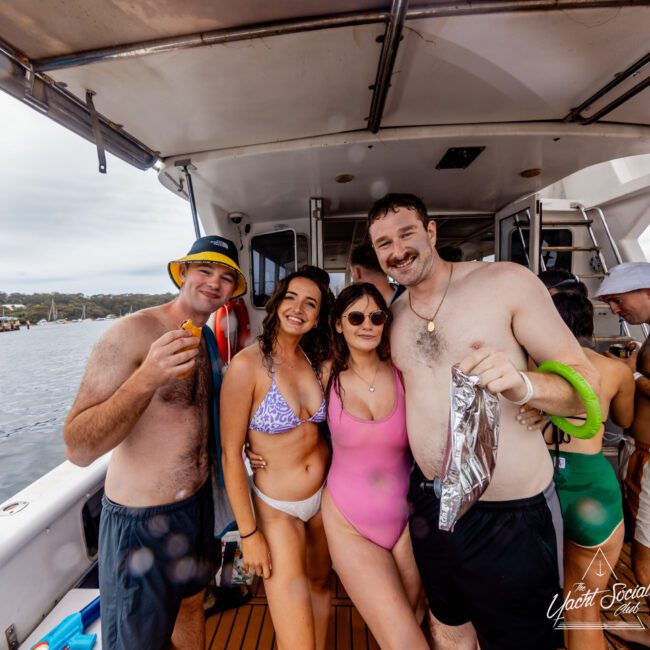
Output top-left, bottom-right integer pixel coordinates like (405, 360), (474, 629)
(327, 283), (392, 401)
(258, 269), (333, 374)
(552, 290), (594, 344)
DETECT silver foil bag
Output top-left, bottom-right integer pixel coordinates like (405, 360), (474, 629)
(438, 366), (500, 532)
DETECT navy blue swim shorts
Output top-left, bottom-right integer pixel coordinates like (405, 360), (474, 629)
(98, 480), (217, 650)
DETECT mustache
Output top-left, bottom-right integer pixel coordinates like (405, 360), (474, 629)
(387, 251), (416, 267)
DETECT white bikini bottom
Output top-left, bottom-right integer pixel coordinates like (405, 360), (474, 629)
(249, 478), (323, 522)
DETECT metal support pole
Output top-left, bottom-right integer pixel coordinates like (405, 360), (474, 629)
(564, 53), (650, 123)
(34, 12), (389, 72)
(577, 206), (609, 274)
(175, 160), (201, 239)
(32, 2), (644, 73)
(368, 0), (409, 133)
(588, 207), (624, 265)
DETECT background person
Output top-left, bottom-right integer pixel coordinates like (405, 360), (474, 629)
(368, 192), (599, 650)
(63, 235), (245, 650)
(595, 262), (650, 646)
(437, 245), (463, 263)
(220, 269), (333, 650)
(521, 290), (634, 650)
(349, 241), (399, 305)
(538, 269), (589, 297)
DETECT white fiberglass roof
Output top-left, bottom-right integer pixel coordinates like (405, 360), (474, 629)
(1, 1), (649, 217)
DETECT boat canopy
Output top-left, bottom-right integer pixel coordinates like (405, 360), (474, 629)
(1, 1), (649, 218)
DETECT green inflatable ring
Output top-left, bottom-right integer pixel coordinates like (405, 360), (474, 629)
(536, 361), (601, 440)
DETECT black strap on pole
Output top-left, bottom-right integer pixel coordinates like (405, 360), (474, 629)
(85, 90), (107, 174)
(175, 159), (201, 239)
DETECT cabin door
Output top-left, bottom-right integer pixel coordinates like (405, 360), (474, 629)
(494, 194), (542, 273)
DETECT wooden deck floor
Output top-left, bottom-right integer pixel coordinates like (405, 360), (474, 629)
(206, 543), (648, 649)
(206, 573), (379, 650)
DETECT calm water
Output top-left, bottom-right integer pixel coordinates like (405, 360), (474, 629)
(0, 320), (112, 502)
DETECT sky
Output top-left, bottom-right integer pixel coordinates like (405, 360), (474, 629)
(1, 91), (649, 297)
(0, 92), (195, 295)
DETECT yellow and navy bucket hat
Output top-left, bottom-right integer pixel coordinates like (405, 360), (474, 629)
(168, 235), (247, 299)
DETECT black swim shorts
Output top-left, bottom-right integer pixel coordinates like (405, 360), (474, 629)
(98, 480), (218, 650)
(408, 464), (563, 650)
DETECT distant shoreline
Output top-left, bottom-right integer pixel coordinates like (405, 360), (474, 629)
(1, 291), (176, 322)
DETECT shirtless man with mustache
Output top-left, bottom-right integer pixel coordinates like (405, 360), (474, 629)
(368, 194), (599, 650)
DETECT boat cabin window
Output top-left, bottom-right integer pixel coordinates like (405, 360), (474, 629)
(251, 229), (297, 308)
(510, 228), (573, 271)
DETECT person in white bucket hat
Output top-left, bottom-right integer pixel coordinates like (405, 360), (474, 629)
(595, 262), (650, 326)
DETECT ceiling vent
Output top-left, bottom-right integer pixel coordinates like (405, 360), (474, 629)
(436, 147), (485, 170)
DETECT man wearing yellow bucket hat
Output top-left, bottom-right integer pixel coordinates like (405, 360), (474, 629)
(63, 235), (245, 650)
(168, 234), (247, 299)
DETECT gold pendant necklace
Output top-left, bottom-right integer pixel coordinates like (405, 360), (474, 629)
(349, 360), (380, 392)
(408, 264), (454, 333)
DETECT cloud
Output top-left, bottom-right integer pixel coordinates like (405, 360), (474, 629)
(0, 93), (197, 295)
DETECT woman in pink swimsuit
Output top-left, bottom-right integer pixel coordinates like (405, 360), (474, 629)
(250, 283), (427, 649)
(322, 283), (427, 649)
(221, 269), (333, 650)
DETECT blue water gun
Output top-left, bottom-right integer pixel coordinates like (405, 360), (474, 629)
(31, 596), (100, 650)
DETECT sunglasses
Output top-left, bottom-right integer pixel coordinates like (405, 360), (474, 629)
(345, 310), (388, 327)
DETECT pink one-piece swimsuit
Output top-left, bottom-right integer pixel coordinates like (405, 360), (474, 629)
(327, 364), (412, 550)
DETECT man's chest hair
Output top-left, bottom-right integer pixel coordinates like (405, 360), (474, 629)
(393, 315), (449, 368)
(396, 311), (514, 369)
(155, 348), (211, 407)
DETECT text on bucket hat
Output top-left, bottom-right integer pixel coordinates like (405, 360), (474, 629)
(168, 235), (247, 299)
(594, 262), (650, 300)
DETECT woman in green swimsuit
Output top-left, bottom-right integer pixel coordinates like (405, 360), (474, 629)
(520, 291), (635, 650)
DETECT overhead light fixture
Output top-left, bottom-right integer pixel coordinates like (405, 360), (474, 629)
(335, 173), (355, 183)
(520, 168), (542, 178)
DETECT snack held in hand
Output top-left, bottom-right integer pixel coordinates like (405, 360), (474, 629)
(177, 319), (202, 379)
(181, 319), (202, 339)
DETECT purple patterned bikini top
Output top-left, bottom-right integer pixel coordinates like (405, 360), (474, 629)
(249, 353), (327, 435)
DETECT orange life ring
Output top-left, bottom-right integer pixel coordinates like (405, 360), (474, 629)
(213, 298), (251, 364)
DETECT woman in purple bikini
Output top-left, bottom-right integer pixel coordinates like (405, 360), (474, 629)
(221, 269), (333, 650)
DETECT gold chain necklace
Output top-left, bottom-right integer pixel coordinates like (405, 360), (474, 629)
(348, 360), (380, 392)
(408, 264), (454, 333)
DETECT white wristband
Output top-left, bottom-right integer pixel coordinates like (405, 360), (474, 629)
(634, 371), (643, 381)
(511, 371), (534, 405)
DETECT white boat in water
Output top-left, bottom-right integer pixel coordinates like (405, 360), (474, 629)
(0, 2), (648, 648)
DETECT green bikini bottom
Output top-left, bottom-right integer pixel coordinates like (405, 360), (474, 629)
(551, 450), (623, 548)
